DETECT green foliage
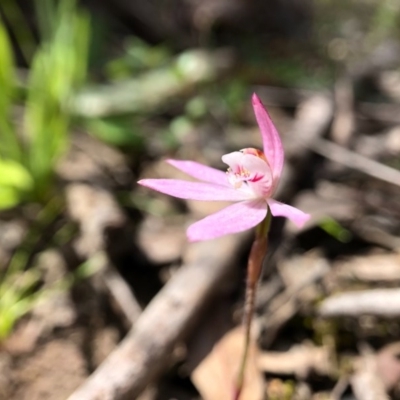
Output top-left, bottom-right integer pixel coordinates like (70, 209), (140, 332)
(368, 0), (400, 47)
(0, 160), (33, 209)
(0, 22), (21, 163)
(87, 116), (144, 147)
(0, 249), (98, 341)
(106, 37), (171, 81)
(0, 0), (90, 208)
(0, 198), (57, 340)
(0, 267), (42, 340)
(319, 217), (352, 243)
(25, 0), (90, 198)
(0, 0), (37, 63)
(0, 198), (98, 341)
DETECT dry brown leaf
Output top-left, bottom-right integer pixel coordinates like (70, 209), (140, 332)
(351, 346), (390, 400)
(191, 325), (264, 400)
(376, 342), (400, 391)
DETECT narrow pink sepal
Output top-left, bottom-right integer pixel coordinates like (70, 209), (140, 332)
(186, 199), (268, 242)
(167, 159), (229, 186)
(138, 179), (251, 201)
(252, 93), (284, 181)
(268, 199), (310, 228)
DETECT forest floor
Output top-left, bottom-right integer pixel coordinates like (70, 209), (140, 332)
(2, 80), (400, 399)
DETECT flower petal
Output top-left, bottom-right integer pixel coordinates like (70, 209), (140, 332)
(187, 199), (267, 241)
(138, 179), (252, 201)
(268, 199), (310, 228)
(252, 93), (284, 183)
(167, 159), (229, 186)
(222, 151), (273, 198)
(221, 151), (243, 173)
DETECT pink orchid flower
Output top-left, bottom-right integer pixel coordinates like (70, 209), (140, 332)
(138, 94), (310, 242)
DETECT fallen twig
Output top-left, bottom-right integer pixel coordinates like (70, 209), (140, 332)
(257, 343), (331, 379)
(102, 256), (143, 325)
(331, 75), (354, 146)
(284, 94), (333, 160)
(319, 288), (400, 317)
(66, 184), (143, 326)
(358, 102), (400, 124)
(67, 233), (247, 400)
(310, 137), (400, 187)
(351, 218), (400, 250)
(277, 94), (333, 203)
(258, 90), (400, 187)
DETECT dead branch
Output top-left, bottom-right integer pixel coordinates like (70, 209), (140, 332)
(278, 94), (333, 202)
(257, 344), (331, 379)
(319, 289), (400, 318)
(358, 102), (400, 124)
(330, 376), (350, 400)
(66, 184), (143, 326)
(67, 233), (247, 400)
(309, 137), (400, 187)
(265, 91), (400, 188)
(284, 94), (334, 160)
(351, 218), (400, 250)
(102, 258), (143, 325)
(331, 75), (355, 146)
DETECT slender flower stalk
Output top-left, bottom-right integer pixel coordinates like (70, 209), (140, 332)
(234, 210), (271, 400)
(138, 94), (310, 398)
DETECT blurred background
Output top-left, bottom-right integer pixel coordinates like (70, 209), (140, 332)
(1, 0), (400, 399)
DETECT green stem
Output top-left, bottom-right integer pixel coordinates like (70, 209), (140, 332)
(234, 208), (271, 400)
